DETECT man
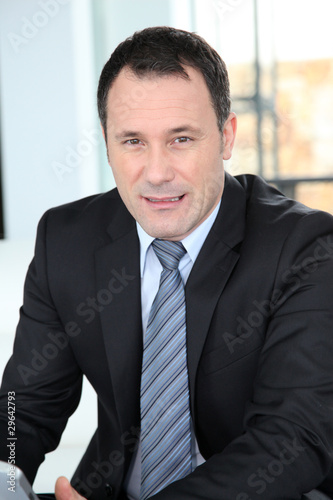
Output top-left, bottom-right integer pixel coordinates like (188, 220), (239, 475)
(1, 26), (333, 500)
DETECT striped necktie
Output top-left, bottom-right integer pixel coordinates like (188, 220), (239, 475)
(140, 239), (192, 499)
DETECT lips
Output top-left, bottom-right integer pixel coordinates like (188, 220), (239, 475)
(143, 194), (186, 209)
(147, 196), (184, 202)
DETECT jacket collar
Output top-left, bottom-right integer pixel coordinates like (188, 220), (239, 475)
(95, 195), (142, 436)
(185, 172), (247, 417)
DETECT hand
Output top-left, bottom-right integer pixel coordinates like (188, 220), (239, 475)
(55, 476), (87, 500)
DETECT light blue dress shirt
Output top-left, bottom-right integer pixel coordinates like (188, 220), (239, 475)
(124, 201), (221, 500)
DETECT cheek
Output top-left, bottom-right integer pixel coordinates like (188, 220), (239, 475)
(189, 158), (220, 187)
(110, 155), (137, 188)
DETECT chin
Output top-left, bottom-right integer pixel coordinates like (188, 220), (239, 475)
(145, 225), (188, 241)
(139, 214), (194, 240)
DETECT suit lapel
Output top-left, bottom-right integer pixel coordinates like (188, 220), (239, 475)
(185, 173), (247, 415)
(95, 202), (142, 435)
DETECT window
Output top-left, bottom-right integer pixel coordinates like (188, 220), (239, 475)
(193, 0), (333, 213)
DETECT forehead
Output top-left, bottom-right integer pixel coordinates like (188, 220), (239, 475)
(106, 66), (214, 128)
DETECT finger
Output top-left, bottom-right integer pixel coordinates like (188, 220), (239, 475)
(55, 476), (86, 500)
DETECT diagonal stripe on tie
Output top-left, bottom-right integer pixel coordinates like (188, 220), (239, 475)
(140, 239), (192, 500)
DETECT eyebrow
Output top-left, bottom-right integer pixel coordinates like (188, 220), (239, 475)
(115, 125), (202, 141)
(115, 131), (141, 141)
(168, 125), (202, 136)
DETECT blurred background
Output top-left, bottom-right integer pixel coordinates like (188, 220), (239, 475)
(0, 0), (332, 493)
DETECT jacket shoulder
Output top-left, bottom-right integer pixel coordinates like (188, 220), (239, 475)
(34, 187), (136, 254)
(46, 187), (122, 218)
(228, 174), (333, 258)
(234, 173), (333, 225)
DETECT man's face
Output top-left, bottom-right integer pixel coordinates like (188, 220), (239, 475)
(104, 66), (236, 240)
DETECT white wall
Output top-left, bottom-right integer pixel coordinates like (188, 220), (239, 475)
(0, 0), (104, 241)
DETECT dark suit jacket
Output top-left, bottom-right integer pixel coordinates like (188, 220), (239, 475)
(1, 173), (333, 499)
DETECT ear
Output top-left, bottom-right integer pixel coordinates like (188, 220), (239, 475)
(222, 112), (237, 160)
(100, 122), (106, 142)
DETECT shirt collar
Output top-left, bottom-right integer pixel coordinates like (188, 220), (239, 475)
(136, 201), (221, 277)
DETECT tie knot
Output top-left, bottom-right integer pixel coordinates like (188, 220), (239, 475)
(152, 239), (186, 271)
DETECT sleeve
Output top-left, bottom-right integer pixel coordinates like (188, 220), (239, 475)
(151, 210), (333, 499)
(0, 211), (83, 484)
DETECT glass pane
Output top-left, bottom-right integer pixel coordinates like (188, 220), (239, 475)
(297, 182), (333, 215)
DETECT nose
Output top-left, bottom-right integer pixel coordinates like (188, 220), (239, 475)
(144, 145), (175, 185)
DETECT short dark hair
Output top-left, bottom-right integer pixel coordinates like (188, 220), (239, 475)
(97, 26), (231, 134)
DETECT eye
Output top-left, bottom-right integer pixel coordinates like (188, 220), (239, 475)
(174, 137), (191, 144)
(125, 139), (142, 145)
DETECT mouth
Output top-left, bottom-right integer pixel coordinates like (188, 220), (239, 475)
(147, 195), (184, 202)
(143, 194), (186, 208)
